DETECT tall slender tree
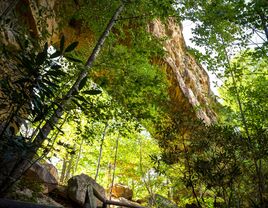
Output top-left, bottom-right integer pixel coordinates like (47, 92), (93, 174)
(0, 2), (125, 194)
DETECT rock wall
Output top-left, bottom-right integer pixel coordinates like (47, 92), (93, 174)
(150, 18), (216, 125)
(0, 0), (59, 133)
(0, 0), (216, 131)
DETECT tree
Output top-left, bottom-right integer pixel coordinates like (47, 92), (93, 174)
(219, 51), (268, 131)
(142, 1), (268, 206)
(218, 52), (268, 206)
(0, 1), (125, 194)
(178, 0), (267, 73)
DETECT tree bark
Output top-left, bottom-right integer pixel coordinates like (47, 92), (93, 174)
(65, 145), (76, 181)
(32, 2), (124, 152)
(74, 137), (84, 174)
(93, 187), (145, 208)
(109, 135), (119, 200)
(0, 2), (125, 194)
(182, 135), (202, 208)
(60, 155), (67, 184)
(95, 123), (109, 181)
(138, 138), (155, 206)
(258, 11), (268, 41)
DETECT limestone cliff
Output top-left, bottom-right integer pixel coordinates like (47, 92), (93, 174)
(0, 0), (216, 131)
(150, 18), (216, 124)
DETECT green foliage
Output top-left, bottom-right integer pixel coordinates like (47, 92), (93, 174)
(49, 104), (164, 199)
(55, 0), (172, 133)
(167, 2), (268, 206)
(219, 51), (268, 132)
(91, 32), (169, 127)
(8, 1), (268, 207)
(178, 0), (268, 73)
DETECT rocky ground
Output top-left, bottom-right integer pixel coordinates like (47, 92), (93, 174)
(3, 162), (179, 208)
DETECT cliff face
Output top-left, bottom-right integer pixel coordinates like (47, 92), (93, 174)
(149, 18), (216, 124)
(0, 0), (216, 131)
(0, 0), (62, 133)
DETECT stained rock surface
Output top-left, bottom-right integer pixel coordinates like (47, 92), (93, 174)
(111, 184), (133, 200)
(0, 0), (216, 129)
(150, 18), (216, 125)
(67, 174), (106, 207)
(24, 162), (58, 193)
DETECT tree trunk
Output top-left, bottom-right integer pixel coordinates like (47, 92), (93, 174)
(60, 155), (67, 184)
(138, 138), (155, 206)
(0, 3), (125, 194)
(32, 2), (124, 152)
(258, 11), (268, 41)
(182, 135), (202, 208)
(65, 145), (76, 181)
(109, 135), (119, 200)
(107, 162), (112, 189)
(95, 123), (109, 181)
(74, 137), (84, 174)
(223, 46), (265, 207)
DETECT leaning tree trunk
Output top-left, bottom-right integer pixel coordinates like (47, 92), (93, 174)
(0, 2), (125, 194)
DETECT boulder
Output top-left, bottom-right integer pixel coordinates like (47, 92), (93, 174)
(24, 162), (58, 193)
(36, 193), (64, 207)
(49, 185), (81, 208)
(67, 174), (106, 207)
(6, 186), (63, 207)
(111, 184), (133, 200)
(52, 185), (69, 199)
(43, 163), (59, 181)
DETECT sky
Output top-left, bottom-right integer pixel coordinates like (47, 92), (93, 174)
(182, 20), (221, 95)
(181, 20), (266, 96)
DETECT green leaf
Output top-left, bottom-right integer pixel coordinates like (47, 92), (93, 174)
(33, 113), (44, 122)
(39, 82), (54, 97)
(54, 123), (65, 134)
(32, 97), (42, 113)
(50, 51), (61, 59)
(65, 55), (83, 63)
(75, 95), (89, 104)
(46, 69), (66, 77)
(36, 52), (47, 65)
(52, 102), (64, 111)
(43, 79), (59, 88)
(78, 76), (88, 90)
(43, 42), (48, 53)
(65, 41), (79, 53)
(82, 89), (102, 95)
(51, 64), (62, 70)
(60, 35), (65, 53)
(71, 98), (86, 111)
